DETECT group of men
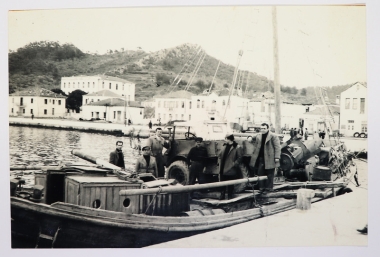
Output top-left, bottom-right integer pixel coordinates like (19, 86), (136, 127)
(109, 123), (281, 199)
(289, 127), (309, 140)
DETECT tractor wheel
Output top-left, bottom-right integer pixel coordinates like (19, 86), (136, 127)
(359, 133), (366, 138)
(167, 160), (190, 185)
(353, 132), (360, 138)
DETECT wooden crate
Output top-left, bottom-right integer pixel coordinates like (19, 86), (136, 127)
(65, 176), (142, 214)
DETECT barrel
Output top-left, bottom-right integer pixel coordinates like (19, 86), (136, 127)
(180, 208), (226, 217)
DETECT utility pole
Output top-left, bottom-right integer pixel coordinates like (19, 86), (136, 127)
(272, 6), (281, 133)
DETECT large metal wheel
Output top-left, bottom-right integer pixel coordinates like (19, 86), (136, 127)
(353, 132), (360, 138)
(167, 160), (190, 185)
(359, 133), (366, 138)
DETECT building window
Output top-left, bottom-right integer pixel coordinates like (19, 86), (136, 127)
(53, 100), (55, 104)
(68, 83), (70, 88)
(348, 120), (354, 123)
(109, 83), (112, 89)
(197, 99), (200, 108)
(98, 99), (100, 102)
(140, 109), (142, 115)
(102, 82), (105, 88)
(22, 109), (25, 114)
(114, 111), (116, 119)
(44, 109), (47, 115)
(93, 82), (95, 88)
(31, 98), (33, 103)
(11, 108), (13, 113)
(345, 98), (350, 109)
(52, 108), (54, 115)
(44, 99), (47, 104)
(347, 125), (350, 130)
(86, 99), (88, 104)
(352, 98), (358, 109)
(181, 114), (184, 119)
(182, 101), (184, 108)
(189, 101), (192, 109)
(64, 83), (66, 88)
(58, 100), (61, 105)
(91, 112), (94, 117)
(104, 112), (106, 119)
(49, 99), (52, 103)
(189, 115), (191, 120)
(201, 100), (204, 108)
(73, 82), (75, 88)
(30, 109), (33, 114)
(116, 84), (118, 90)
(360, 98), (365, 114)
(222, 100), (226, 106)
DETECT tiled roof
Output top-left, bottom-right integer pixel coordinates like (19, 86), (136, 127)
(305, 105), (340, 115)
(10, 88), (66, 98)
(154, 90), (195, 99)
(87, 98), (143, 108)
(86, 90), (122, 97)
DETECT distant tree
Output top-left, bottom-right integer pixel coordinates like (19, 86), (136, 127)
(300, 88), (307, 96)
(66, 89), (87, 112)
(51, 88), (67, 96)
(144, 106), (155, 119)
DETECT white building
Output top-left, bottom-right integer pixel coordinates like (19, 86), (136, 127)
(154, 90), (195, 123)
(61, 75), (135, 101)
(248, 98), (311, 129)
(339, 82), (367, 136)
(9, 88), (66, 118)
(189, 92), (250, 124)
(81, 98), (144, 124)
(83, 90), (123, 105)
(301, 105), (340, 133)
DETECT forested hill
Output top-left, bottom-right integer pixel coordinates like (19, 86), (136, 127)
(9, 41), (355, 103)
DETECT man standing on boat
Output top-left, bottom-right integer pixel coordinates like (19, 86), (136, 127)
(109, 141), (125, 170)
(304, 128), (309, 140)
(218, 134), (243, 199)
(135, 146), (158, 177)
(146, 128), (170, 178)
(249, 123), (281, 193)
(187, 137), (209, 185)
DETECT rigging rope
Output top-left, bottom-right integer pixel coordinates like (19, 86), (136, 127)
(185, 50), (207, 91)
(207, 60), (221, 95)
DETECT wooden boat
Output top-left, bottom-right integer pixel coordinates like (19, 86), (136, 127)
(10, 144), (356, 248)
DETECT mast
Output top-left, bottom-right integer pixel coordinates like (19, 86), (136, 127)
(272, 6), (281, 133)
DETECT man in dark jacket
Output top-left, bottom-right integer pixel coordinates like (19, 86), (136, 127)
(135, 146), (158, 177)
(249, 123), (281, 193)
(187, 137), (209, 185)
(109, 140), (125, 169)
(218, 134), (242, 199)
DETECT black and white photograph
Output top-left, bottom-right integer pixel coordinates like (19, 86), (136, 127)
(3, 0), (378, 256)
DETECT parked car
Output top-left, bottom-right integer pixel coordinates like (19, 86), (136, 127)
(353, 131), (367, 138)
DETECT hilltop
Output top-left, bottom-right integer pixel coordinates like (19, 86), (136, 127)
(9, 41), (355, 103)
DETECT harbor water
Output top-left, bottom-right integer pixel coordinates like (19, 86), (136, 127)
(9, 126), (144, 186)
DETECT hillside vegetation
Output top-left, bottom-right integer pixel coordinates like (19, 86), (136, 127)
(9, 41), (354, 103)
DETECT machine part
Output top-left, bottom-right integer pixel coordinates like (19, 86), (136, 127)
(167, 160), (190, 185)
(279, 153), (294, 172)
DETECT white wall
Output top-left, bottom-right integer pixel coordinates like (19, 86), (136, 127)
(81, 105), (145, 124)
(9, 96), (66, 118)
(339, 83), (367, 136)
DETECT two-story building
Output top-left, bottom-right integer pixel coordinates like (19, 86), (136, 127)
(339, 82), (367, 136)
(81, 98), (144, 124)
(154, 90), (195, 123)
(61, 75), (135, 101)
(301, 105), (340, 133)
(9, 88), (67, 118)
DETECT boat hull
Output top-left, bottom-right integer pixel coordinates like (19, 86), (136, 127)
(11, 196), (296, 248)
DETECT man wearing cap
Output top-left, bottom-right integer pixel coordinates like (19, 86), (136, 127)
(135, 146), (158, 177)
(109, 140), (125, 169)
(145, 127), (170, 178)
(218, 134), (243, 199)
(249, 123), (281, 193)
(187, 137), (209, 185)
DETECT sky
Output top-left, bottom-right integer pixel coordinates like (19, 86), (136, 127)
(7, 3), (367, 88)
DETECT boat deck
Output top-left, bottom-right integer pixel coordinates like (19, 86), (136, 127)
(148, 184), (368, 248)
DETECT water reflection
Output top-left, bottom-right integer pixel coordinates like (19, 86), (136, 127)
(9, 126), (144, 185)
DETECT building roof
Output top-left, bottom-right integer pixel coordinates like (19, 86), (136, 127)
(87, 98), (143, 108)
(10, 88), (66, 98)
(154, 90), (195, 99)
(86, 90), (122, 97)
(62, 74), (133, 84)
(305, 105), (340, 115)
